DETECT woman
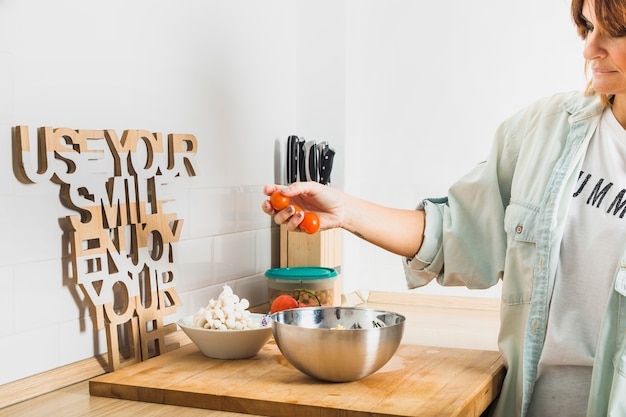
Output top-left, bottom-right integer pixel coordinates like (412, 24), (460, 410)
(262, 1), (626, 416)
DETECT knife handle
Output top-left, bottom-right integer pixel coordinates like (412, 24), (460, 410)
(286, 135), (299, 184)
(305, 141), (319, 182)
(319, 147), (335, 185)
(298, 138), (307, 182)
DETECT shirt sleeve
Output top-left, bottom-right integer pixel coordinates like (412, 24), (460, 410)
(402, 198), (445, 288)
(403, 117), (518, 291)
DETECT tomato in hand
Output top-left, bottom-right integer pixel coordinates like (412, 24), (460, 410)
(270, 294), (299, 314)
(269, 191), (290, 211)
(300, 212), (320, 234)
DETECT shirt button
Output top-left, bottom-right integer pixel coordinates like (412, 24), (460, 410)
(516, 225), (523, 234)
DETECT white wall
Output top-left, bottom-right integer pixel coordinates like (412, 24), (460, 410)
(342, 0), (586, 296)
(0, 0), (307, 385)
(0, 0), (586, 384)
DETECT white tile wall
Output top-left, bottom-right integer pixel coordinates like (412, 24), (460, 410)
(187, 187), (238, 238)
(0, 185), (278, 385)
(0, 325), (60, 383)
(14, 260), (84, 331)
(1, 194), (62, 265)
(0, 145), (12, 203)
(58, 318), (107, 365)
(172, 237), (214, 293)
(237, 185), (273, 232)
(0, 267), (14, 338)
(0, 0), (297, 385)
(0, 52), (12, 125)
(213, 232), (257, 283)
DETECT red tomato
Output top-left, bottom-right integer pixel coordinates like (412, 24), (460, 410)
(271, 294), (299, 313)
(269, 191), (290, 211)
(300, 212), (320, 234)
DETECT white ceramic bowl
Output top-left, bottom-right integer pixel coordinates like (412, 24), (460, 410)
(177, 313), (272, 359)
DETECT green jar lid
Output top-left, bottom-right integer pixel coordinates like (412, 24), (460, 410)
(265, 266), (337, 280)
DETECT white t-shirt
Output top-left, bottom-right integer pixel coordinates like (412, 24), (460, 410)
(528, 108), (626, 416)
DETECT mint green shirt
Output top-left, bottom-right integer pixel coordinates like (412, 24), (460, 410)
(404, 91), (625, 417)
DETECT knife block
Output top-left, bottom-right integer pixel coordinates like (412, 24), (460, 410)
(279, 225), (342, 305)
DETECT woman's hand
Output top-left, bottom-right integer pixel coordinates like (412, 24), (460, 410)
(261, 182), (345, 232)
(262, 182), (425, 258)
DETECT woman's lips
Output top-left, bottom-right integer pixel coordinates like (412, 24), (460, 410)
(592, 68), (617, 76)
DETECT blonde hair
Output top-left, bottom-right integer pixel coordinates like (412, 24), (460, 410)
(571, 0), (626, 107)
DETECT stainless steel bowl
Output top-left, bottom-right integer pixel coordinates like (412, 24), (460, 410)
(271, 306), (405, 382)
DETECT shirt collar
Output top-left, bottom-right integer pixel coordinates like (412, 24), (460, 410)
(562, 92), (604, 122)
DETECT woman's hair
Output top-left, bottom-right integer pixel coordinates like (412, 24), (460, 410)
(571, 0), (626, 106)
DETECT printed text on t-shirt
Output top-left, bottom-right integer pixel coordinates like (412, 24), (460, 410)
(573, 170), (626, 218)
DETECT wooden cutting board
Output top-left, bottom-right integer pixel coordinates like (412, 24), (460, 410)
(90, 340), (504, 417)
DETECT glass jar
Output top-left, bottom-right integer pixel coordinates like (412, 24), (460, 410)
(265, 267), (338, 307)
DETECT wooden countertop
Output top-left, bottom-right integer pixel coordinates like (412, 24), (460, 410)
(90, 342), (503, 417)
(0, 292), (501, 417)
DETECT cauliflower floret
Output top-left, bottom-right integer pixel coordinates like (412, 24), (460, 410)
(191, 285), (259, 330)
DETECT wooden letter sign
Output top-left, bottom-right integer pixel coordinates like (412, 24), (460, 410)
(12, 126), (198, 371)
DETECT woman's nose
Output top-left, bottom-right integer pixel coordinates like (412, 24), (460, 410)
(583, 30), (607, 61)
